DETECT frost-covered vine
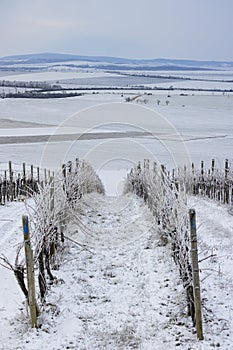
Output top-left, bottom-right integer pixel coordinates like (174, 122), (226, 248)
(169, 159), (233, 207)
(124, 160), (195, 322)
(4, 159), (104, 307)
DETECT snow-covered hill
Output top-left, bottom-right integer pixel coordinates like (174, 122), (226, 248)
(1, 53), (233, 69)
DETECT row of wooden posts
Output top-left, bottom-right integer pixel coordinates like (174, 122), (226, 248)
(20, 160), (103, 328)
(0, 161), (54, 204)
(19, 162), (74, 328)
(22, 209), (204, 339)
(5, 158), (225, 337)
(128, 159), (204, 340)
(172, 159), (233, 205)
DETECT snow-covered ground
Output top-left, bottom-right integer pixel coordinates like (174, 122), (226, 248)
(0, 202), (31, 349)
(0, 70), (233, 348)
(1, 67), (233, 90)
(0, 71), (118, 83)
(188, 196), (233, 349)
(0, 92), (233, 170)
(0, 193), (232, 349)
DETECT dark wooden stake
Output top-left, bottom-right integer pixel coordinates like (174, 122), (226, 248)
(37, 167), (40, 185)
(22, 215), (38, 328)
(189, 209), (204, 340)
(44, 169), (47, 186)
(22, 162), (26, 195)
(9, 161), (14, 201)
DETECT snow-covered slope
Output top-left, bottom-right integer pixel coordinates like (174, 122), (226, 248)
(1, 53), (233, 69)
(0, 193), (233, 349)
(0, 202), (28, 349)
(188, 196), (233, 349)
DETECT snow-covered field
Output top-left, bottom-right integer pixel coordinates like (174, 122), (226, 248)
(0, 71), (118, 83)
(0, 69), (233, 349)
(0, 91), (233, 169)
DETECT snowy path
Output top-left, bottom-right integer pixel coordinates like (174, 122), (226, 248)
(60, 193), (194, 348)
(18, 193), (195, 350)
(188, 196), (233, 349)
(0, 194), (233, 349)
(0, 202), (27, 349)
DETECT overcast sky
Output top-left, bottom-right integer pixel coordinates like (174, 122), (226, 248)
(0, 0), (232, 61)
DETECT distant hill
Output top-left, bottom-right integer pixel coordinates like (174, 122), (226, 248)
(0, 53), (140, 64)
(1, 52), (233, 70)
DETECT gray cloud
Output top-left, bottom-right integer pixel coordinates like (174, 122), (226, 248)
(0, 0), (232, 60)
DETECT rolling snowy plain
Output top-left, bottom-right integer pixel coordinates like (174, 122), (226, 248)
(0, 66), (233, 349)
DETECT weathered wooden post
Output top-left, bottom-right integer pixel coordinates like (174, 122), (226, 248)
(211, 159), (215, 199)
(189, 209), (204, 340)
(211, 159), (215, 175)
(44, 169), (47, 186)
(37, 167), (40, 187)
(200, 160), (204, 195)
(22, 215), (38, 328)
(161, 164), (166, 192)
(22, 162), (26, 195)
(3, 170), (7, 203)
(30, 164), (34, 193)
(183, 164), (187, 193)
(192, 162), (195, 175)
(225, 159), (229, 179)
(201, 161), (204, 177)
(50, 177), (55, 213)
(62, 163), (66, 179)
(224, 159), (229, 204)
(16, 173), (20, 197)
(191, 163), (196, 195)
(9, 161), (14, 201)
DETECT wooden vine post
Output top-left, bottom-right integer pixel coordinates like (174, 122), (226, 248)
(211, 159), (215, 199)
(22, 215), (38, 328)
(22, 162), (26, 195)
(9, 161), (14, 201)
(224, 159), (229, 204)
(30, 165), (34, 192)
(37, 167), (40, 185)
(50, 177), (55, 213)
(189, 209), (204, 340)
(44, 169), (47, 186)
